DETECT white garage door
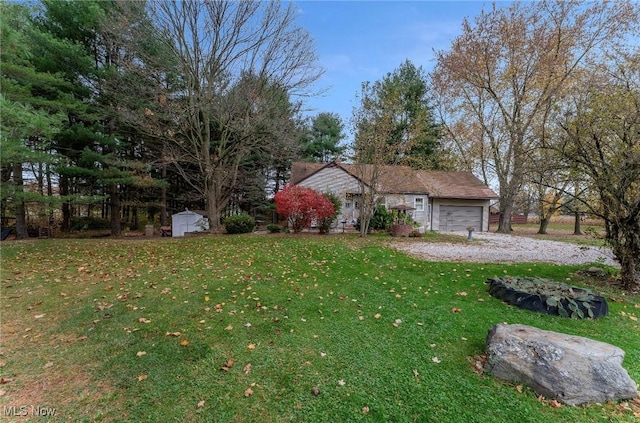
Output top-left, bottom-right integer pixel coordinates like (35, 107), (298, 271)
(439, 206), (483, 232)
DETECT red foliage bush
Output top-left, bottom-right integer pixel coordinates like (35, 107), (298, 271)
(274, 185), (336, 233)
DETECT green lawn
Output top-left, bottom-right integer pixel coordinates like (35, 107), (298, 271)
(1, 234), (638, 422)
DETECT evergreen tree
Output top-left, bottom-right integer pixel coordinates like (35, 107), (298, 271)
(301, 112), (346, 162)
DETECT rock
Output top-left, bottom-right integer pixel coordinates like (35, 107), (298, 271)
(485, 323), (638, 405)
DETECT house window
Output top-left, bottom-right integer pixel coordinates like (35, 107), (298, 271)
(415, 197), (425, 211)
(344, 200), (353, 209)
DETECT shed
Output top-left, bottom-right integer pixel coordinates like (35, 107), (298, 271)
(171, 210), (209, 237)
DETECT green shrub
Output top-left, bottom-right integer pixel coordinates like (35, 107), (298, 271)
(266, 224), (281, 233)
(318, 192), (342, 234)
(223, 214), (255, 234)
(371, 205), (392, 230)
(355, 205), (391, 233)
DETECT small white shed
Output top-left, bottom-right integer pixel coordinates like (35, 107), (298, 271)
(171, 210), (209, 237)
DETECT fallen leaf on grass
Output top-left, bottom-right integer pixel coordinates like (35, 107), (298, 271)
(136, 351), (147, 357)
(412, 369), (419, 378)
(338, 379), (346, 386)
(374, 313), (381, 319)
(221, 359), (234, 371)
(247, 343), (256, 350)
(362, 406), (370, 414)
(43, 362), (53, 369)
(549, 399), (562, 408)
(138, 317), (151, 324)
(456, 292), (468, 296)
(165, 331), (181, 337)
(0, 377), (15, 384)
(244, 387), (253, 397)
(312, 386), (320, 396)
(432, 357), (441, 364)
(197, 400), (205, 408)
(224, 325), (233, 331)
(451, 307), (462, 313)
(469, 354), (487, 374)
(243, 363), (252, 374)
(35, 314), (46, 319)
(138, 374), (147, 381)
(516, 385), (523, 393)
(180, 339), (189, 346)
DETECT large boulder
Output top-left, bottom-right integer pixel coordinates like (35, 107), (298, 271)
(485, 323), (638, 405)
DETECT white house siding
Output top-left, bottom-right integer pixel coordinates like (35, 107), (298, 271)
(296, 167), (362, 223)
(385, 194), (430, 230)
(430, 198), (491, 232)
(297, 167), (361, 194)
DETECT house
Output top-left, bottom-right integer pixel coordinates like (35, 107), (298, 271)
(290, 161), (499, 232)
(171, 209), (209, 237)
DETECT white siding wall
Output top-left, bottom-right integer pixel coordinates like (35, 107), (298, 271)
(297, 168), (362, 223)
(431, 199), (491, 232)
(385, 194), (430, 230)
(298, 167), (361, 194)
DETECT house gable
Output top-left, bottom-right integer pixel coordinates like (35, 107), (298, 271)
(291, 161), (362, 195)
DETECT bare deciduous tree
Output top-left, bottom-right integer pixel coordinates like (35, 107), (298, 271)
(431, 0), (638, 233)
(149, 0), (322, 230)
(558, 49), (640, 292)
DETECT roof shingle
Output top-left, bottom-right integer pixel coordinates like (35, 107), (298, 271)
(290, 161), (498, 200)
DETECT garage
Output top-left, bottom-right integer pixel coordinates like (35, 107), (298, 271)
(439, 206), (483, 232)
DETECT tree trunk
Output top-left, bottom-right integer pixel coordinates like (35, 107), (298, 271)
(359, 190), (374, 237)
(60, 175), (71, 231)
(537, 218), (549, 234)
(619, 255), (640, 293)
(205, 180), (222, 233)
(612, 219), (640, 293)
(13, 163), (29, 239)
(160, 160), (168, 226)
(497, 207), (512, 233)
(573, 211), (583, 235)
(110, 183), (121, 236)
(1, 165), (13, 225)
(46, 162), (54, 224)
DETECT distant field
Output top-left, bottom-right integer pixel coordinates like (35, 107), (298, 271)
(490, 217), (607, 247)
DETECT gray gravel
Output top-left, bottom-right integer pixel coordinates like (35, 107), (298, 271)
(392, 231), (618, 267)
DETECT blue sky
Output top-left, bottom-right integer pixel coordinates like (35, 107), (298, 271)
(295, 0), (496, 135)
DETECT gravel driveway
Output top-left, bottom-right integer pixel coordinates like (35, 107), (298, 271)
(392, 232), (618, 267)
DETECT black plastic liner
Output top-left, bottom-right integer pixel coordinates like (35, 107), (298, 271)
(486, 277), (608, 319)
